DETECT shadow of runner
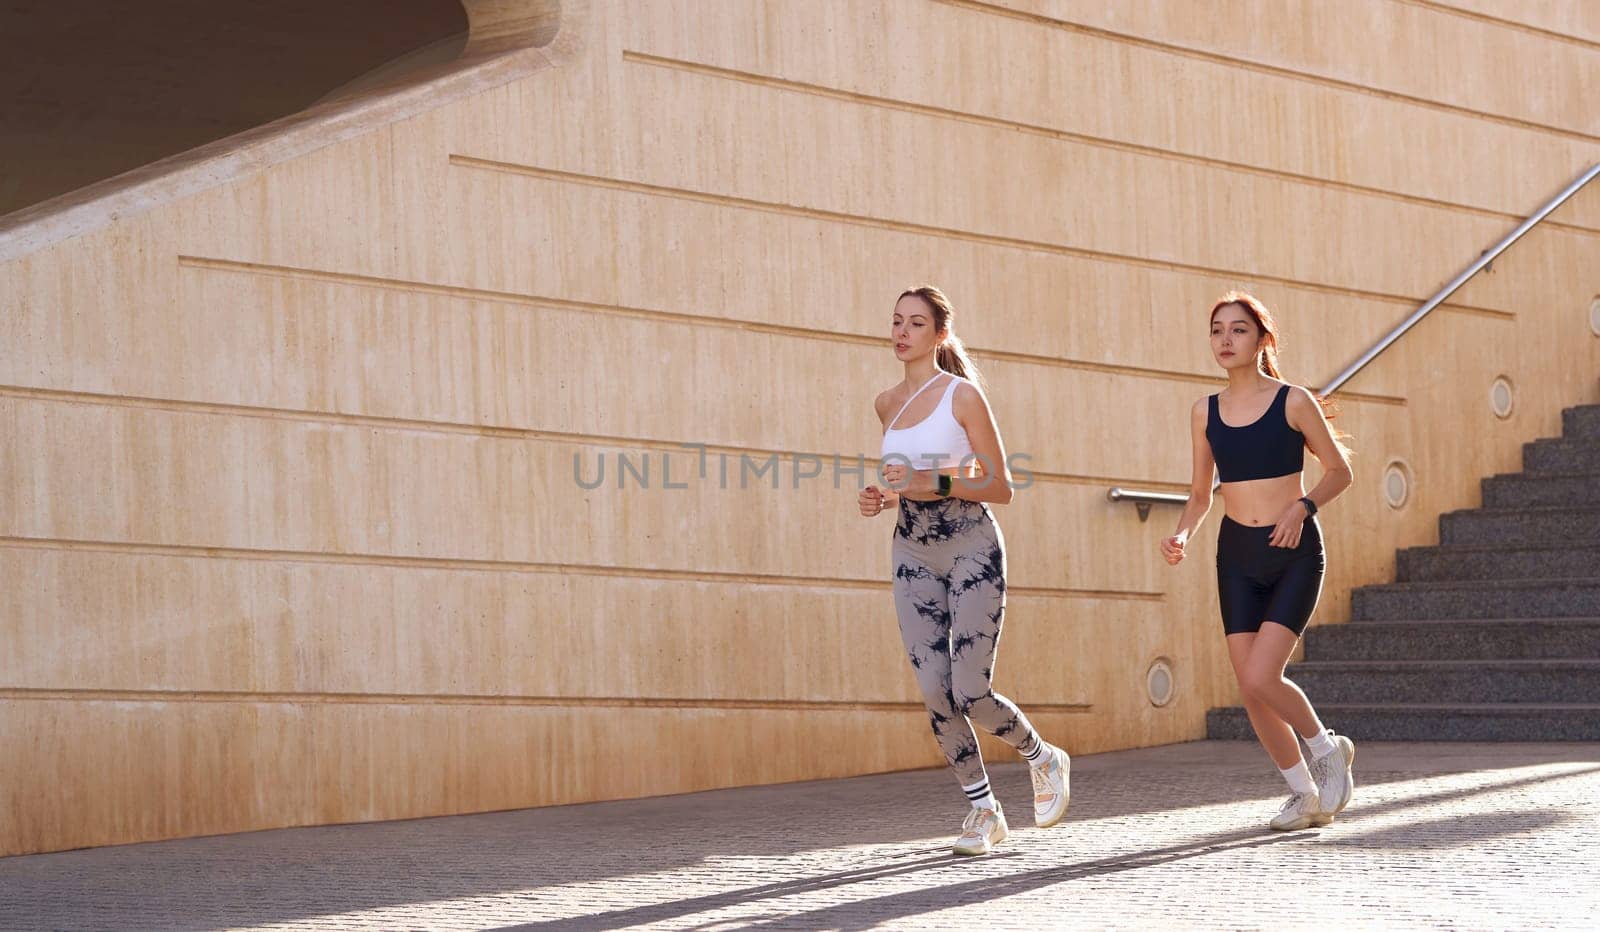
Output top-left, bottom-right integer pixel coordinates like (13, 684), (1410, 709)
(1330, 764), (1600, 825)
(755, 796), (1596, 932)
(500, 829), (1310, 931)
(488, 853), (1014, 932)
(1330, 810), (1574, 850)
(2, 753), (1592, 930)
(499, 764), (1600, 931)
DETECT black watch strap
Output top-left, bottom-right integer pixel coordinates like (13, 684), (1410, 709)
(938, 474), (953, 498)
(1298, 496), (1318, 516)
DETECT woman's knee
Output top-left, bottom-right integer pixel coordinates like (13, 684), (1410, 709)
(916, 681), (959, 717)
(1238, 668), (1284, 702)
(952, 686), (991, 717)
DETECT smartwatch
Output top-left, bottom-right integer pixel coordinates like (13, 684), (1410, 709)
(937, 474), (954, 498)
(1298, 496), (1318, 516)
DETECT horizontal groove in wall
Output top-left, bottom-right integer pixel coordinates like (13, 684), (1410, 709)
(0, 536), (1166, 602)
(181, 255), (1411, 405)
(0, 687), (1095, 713)
(1393, 0), (1600, 52)
(621, 51), (1600, 238)
(0, 383), (1202, 493)
(448, 155), (1518, 323)
(934, 0), (1600, 145)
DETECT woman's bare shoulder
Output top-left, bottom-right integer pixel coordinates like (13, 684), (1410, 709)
(874, 386), (900, 422)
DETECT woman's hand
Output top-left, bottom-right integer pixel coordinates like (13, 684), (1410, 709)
(880, 464), (935, 494)
(858, 485), (897, 517)
(1160, 531), (1188, 566)
(1268, 500), (1310, 548)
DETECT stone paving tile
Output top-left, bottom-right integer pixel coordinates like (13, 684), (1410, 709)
(2, 741), (1598, 930)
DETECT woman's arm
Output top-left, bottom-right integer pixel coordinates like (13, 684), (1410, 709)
(1162, 398), (1215, 565)
(1289, 386), (1353, 509)
(860, 389), (901, 517)
(948, 383), (1014, 504)
(1267, 386), (1353, 546)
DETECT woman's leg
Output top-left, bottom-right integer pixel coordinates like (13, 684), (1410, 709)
(1226, 632), (1302, 769)
(946, 515), (1070, 828)
(1231, 628), (1326, 830)
(1216, 522), (1312, 759)
(1248, 539), (1355, 817)
(1237, 623), (1325, 739)
(945, 519), (1039, 754)
(892, 551), (987, 789)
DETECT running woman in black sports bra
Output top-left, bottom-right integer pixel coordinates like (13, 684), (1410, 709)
(1161, 292), (1358, 832)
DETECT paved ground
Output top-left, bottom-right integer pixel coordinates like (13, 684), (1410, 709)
(3, 741), (1598, 930)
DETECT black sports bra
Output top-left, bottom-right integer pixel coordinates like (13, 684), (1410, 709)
(1206, 384), (1305, 483)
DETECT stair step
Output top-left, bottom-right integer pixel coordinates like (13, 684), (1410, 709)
(1482, 472), (1600, 509)
(1286, 659), (1600, 704)
(1439, 504), (1600, 547)
(1207, 703), (1600, 741)
(1305, 618), (1600, 661)
(1351, 577), (1600, 620)
(1563, 405), (1600, 441)
(1524, 438), (1600, 475)
(1396, 543), (1600, 582)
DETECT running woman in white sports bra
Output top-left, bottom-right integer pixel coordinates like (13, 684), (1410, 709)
(858, 286), (1071, 856)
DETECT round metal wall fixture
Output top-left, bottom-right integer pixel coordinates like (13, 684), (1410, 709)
(1590, 296), (1600, 336)
(1383, 459), (1411, 510)
(1146, 658), (1175, 708)
(1490, 376), (1515, 420)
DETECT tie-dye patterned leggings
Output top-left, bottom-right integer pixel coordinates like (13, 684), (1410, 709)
(892, 497), (1042, 787)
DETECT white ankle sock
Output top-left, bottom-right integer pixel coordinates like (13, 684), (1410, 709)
(1304, 728), (1337, 759)
(1022, 736), (1053, 767)
(1280, 761), (1315, 795)
(962, 778), (999, 812)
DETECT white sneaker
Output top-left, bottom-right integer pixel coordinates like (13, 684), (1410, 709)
(1309, 734), (1356, 826)
(1269, 790), (1322, 831)
(953, 803), (1008, 855)
(1030, 745), (1071, 828)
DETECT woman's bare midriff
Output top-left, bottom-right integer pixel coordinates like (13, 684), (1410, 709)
(1218, 473), (1306, 526)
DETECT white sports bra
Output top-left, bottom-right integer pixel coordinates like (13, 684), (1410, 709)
(880, 374), (975, 472)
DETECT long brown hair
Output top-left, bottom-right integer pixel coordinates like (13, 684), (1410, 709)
(899, 285), (985, 392)
(1209, 291), (1353, 461)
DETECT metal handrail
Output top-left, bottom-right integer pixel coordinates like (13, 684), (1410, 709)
(1109, 162), (1600, 521)
(1106, 487), (1190, 522)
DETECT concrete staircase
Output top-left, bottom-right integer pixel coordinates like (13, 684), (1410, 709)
(1208, 403), (1600, 741)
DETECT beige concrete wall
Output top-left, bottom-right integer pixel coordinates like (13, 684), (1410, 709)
(1, 0), (1597, 855)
